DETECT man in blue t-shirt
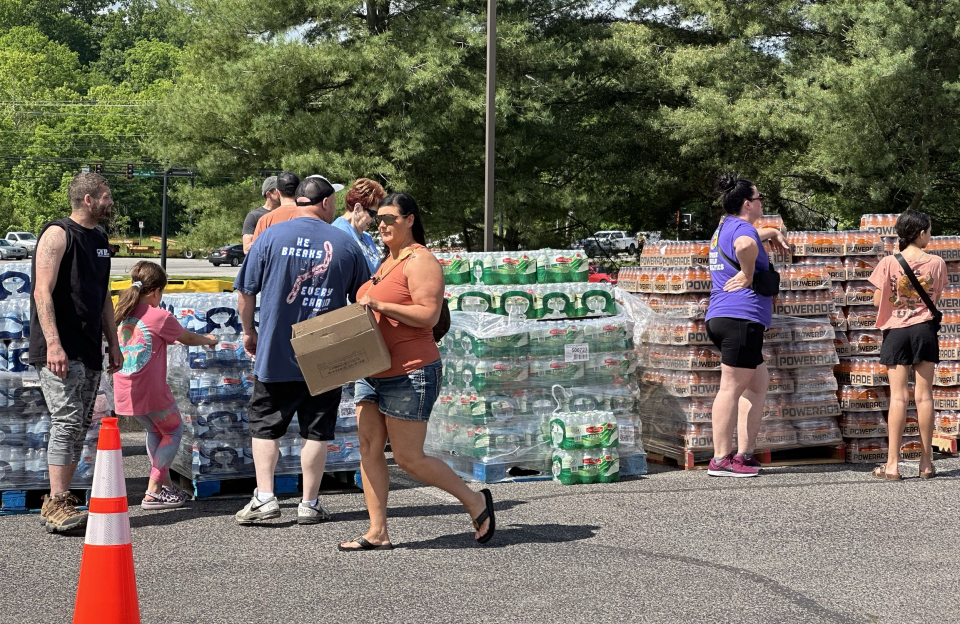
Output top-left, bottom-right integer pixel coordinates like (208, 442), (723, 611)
(233, 176), (370, 526)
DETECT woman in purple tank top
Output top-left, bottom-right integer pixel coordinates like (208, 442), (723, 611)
(704, 174), (788, 477)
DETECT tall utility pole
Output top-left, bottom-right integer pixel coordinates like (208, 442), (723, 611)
(483, 0), (497, 252)
(160, 160), (169, 270)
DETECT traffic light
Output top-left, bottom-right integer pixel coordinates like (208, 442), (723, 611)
(126, 163), (134, 180)
(95, 163), (103, 174)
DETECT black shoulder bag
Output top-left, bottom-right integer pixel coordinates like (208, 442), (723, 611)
(715, 222), (780, 297)
(894, 253), (942, 332)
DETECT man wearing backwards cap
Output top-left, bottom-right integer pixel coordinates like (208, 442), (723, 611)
(234, 176), (370, 525)
(242, 176), (281, 253)
(250, 173), (341, 245)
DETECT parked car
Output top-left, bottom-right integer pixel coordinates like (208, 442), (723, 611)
(5, 232), (37, 257)
(0, 239), (28, 260)
(583, 230), (638, 257)
(588, 264), (618, 284)
(208, 244), (245, 267)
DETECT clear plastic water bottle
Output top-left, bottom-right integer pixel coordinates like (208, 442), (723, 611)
(8, 339), (29, 373)
(579, 447), (599, 484)
(597, 447), (620, 483)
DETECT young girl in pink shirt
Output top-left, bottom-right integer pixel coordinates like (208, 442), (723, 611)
(113, 262), (217, 509)
(868, 210), (946, 480)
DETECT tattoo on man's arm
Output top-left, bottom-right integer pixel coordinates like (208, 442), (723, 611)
(37, 299), (61, 346)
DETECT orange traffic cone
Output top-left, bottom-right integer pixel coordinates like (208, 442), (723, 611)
(73, 417), (140, 624)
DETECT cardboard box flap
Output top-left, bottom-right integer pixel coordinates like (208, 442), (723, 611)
(291, 303), (371, 339)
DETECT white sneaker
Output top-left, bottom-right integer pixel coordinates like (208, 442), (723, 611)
(297, 499), (332, 525)
(235, 489), (281, 524)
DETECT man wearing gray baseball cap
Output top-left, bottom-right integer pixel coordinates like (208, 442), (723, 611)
(242, 176), (281, 253)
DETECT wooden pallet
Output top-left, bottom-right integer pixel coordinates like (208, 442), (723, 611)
(646, 443), (846, 471)
(0, 488), (91, 515)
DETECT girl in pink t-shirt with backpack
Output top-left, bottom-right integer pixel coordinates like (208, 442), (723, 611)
(113, 261), (217, 510)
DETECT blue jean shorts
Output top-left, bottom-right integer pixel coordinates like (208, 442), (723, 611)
(355, 360), (443, 422)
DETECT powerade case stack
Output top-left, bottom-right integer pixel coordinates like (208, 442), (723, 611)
(637, 316), (843, 464)
(424, 288), (648, 484)
(0, 263), (101, 491)
(164, 293), (360, 482)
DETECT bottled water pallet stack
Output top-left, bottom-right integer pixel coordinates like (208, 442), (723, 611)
(637, 316), (845, 469)
(162, 293), (360, 499)
(425, 307), (647, 484)
(0, 264), (102, 513)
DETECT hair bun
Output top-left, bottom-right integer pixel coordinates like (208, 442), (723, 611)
(714, 173), (740, 196)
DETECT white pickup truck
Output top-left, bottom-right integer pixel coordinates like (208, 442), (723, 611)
(583, 230), (638, 257)
(5, 232), (37, 257)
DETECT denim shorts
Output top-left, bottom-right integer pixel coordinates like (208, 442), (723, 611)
(355, 360), (443, 422)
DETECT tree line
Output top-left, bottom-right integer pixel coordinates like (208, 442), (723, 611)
(2, 0), (958, 250)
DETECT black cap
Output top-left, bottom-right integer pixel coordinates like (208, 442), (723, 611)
(276, 171), (300, 197)
(294, 177), (335, 206)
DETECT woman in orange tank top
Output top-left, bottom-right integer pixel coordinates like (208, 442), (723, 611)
(338, 193), (495, 551)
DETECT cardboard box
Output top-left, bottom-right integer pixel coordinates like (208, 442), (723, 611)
(291, 304), (391, 396)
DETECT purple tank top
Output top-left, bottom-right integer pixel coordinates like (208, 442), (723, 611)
(705, 216), (773, 328)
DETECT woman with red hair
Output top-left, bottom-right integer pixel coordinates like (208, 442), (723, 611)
(334, 178), (387, 273)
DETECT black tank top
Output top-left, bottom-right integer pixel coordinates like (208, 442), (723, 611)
(29, 218), (111, 370)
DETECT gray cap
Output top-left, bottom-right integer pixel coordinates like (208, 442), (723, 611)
(261, 176), (278, 197)
(306, 174), (344, 193)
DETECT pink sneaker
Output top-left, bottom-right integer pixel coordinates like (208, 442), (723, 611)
(707, 452), (759, 477)
(735, 453), (762, 470)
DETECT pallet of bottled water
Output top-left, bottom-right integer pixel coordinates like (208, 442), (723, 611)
(425, 301), (647, 483)
(0, 264), (103, 499)
(166, 293), (360, 483)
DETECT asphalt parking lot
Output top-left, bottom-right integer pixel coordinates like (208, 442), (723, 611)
(2, 431), (958, 624)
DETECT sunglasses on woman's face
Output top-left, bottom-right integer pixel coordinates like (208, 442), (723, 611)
(375, 214), (405, 226)
(365, 208), (378, 219)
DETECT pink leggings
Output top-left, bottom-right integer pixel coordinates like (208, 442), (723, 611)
(133, 404), (183, 483)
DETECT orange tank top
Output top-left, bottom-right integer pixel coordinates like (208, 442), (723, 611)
(356, 245), (441, 378)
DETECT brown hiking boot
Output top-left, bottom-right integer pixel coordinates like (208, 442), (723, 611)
(40, 492), (88, 533)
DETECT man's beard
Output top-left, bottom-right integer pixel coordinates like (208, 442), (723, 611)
(91, 199), (112, 221)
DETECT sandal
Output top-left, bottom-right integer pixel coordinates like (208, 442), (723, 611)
(919, 468), (937, 479)
(338, 536), (394, 551)
(872, 466), (902, 481)
(472, 488), (496, 545)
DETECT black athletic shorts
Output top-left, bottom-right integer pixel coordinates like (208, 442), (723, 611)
(705, 317), (765, 369)
(880, 321), (940, 366)
(247, 378), (341, 442)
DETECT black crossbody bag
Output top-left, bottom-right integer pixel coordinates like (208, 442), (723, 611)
(894, 253), (942, 332)
(715, 221), (780, 297)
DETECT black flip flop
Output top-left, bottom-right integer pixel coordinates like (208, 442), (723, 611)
(472, 488), (496, 545)
(338, 536), (394, 551)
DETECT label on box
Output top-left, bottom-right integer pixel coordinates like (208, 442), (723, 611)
(846, 448), (888, 463)
(776, 352), (838, 369)
(565, 343), (590, 363)
(935, 396), (960, 410)
(928, 248), (960, 261)
(847, 267), (875, 281)
(793, 243), (845, 256)
(775, 302), (835, 316)
(791, 276), (830, 290)
(638, 255), (710, 268)
(794, 326), (832, 341)
(949, 273), (960, 285)
(940, 346), (960, 361)
(939, 296), (960, 311)
(768, 379), (796, 394)
(764, 326), (793, 343)
(845, 243), (883, 255)
(942, 322), (960, 335)
(846, 292), (876, 306)
(840, 423), (888, 437)
(21, 370), (40, 388)
(780, 401), (841, 419)
(840, 397), (889, 411)
(864, 224), (896, 236)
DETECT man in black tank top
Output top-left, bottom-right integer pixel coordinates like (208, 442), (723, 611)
(29, 172), (123, 533)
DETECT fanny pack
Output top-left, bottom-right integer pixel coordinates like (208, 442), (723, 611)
(716, 231), (780, 297)
(894, 253), (942, 332)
